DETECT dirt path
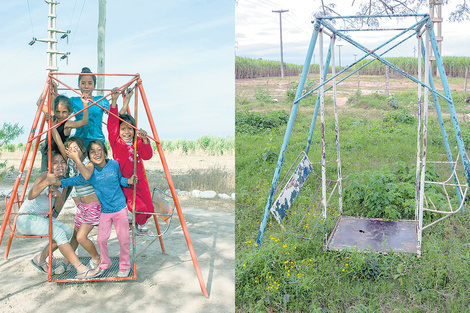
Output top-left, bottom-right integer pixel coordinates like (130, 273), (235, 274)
(0, 206), (234, 312)
(0, 151), (234, 312)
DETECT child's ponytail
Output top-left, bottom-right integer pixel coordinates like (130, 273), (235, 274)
(78, 67), (97, 86)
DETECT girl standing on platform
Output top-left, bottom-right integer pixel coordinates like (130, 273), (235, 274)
(70, 67), (110, 147)
(52, 133), (102, 275)
(39, 93), (89, 173)
(54, 140), (136, 278)
(108, 88), (155, 234)
(16, 153), (93, 279)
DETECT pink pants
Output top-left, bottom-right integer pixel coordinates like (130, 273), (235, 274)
(97, 208), (130, 271)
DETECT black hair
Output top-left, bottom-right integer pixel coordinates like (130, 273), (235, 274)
(49, 152), (66, 171)
(53, 95), (72, 114)
(64, 136), (86, 159)
(87, 139), (108, 159)
(78, 67), (97, 86)
(119, 113), (137, 131)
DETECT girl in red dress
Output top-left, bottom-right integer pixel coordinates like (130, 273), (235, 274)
(107, 88), (154, 234)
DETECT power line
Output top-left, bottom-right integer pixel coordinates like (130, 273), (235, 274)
(71, 0), (87, 46)
(68, 0), (79, 31)
(26, 0), (35, 37)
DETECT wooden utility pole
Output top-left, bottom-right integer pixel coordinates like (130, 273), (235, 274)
(273, 9), (289, 78)
(336, 44), (343, 69)
(97, 0), (106, 96)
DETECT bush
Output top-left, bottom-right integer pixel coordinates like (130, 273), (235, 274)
(236, 110), (289, 134)
(286, 79), (317, 101)
(343, 164), (443, 220)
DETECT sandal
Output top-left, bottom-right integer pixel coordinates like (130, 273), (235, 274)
(30, 256), (48, 274)
(88, 258), (100, 270)
(75, 266), (103, 279)
(54, 262), (72, 275)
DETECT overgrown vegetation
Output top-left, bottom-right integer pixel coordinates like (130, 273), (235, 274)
(151, 165), (234, 194)
(236, 56), (470, 79)
(0, 123), (23, 179)
(236, 75), (470, 311)
(0, 136), (234, 157)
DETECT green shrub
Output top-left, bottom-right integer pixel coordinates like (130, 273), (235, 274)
(235, 110), (289, 134)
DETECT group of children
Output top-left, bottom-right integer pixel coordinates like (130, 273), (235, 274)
(19, 67), (155, 279)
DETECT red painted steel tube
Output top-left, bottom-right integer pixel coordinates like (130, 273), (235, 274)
(132, 85), (165, 251)
(50, 72), (137, 77)
(0, 81), (51, 251)
(4, 113), (48, 259)
(46, 82), (54, 280)
(137, 80), (209, 298)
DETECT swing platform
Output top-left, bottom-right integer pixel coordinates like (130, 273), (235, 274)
(51, 257), (134, 282)
(326, 216), (418, 253)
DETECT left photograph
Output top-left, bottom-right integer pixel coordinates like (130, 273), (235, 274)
(0, 1), (234, 312)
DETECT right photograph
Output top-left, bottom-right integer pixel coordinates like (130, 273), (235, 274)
(236, 1), (470, 311)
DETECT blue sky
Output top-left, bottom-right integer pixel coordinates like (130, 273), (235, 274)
(0, 1), (235, 144)
(236, 0), (470, 66)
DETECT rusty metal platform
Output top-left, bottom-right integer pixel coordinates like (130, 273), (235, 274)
(327, 216), (418, 253)
(51, 257), (134, 282)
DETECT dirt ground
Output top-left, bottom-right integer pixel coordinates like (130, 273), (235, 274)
(0, 152), (235, 312)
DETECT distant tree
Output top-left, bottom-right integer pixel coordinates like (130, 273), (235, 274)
(0, 122), (24, 178)
(313, 0), (469, 27)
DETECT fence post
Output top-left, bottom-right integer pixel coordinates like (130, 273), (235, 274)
(357, 70), (360, 90)
(464, 66), (468, 93)
(386, 66), (390, 95)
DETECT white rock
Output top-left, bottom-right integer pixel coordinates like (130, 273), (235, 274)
(192, 190), (201, 198)
(199, 190), (217, 199)
(231, 193), (235, 201)
(177, 190), (190, 196)
(218, 193), (231, 200)
(165, 189), (180, 196)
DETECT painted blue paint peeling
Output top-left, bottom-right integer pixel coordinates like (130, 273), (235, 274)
(270, 155), (313, 224)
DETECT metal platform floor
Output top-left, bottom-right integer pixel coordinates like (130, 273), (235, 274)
(327, 216), (418, 253)
(51, 257), (134, 281)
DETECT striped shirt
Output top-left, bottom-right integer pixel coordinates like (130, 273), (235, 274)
(67, 157), (95, 197)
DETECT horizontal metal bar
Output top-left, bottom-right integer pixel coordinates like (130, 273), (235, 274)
(317, 14), (428, 20)
(338, 28), (411, 31)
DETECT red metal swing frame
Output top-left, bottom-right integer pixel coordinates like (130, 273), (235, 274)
(0, 72), (208, 297)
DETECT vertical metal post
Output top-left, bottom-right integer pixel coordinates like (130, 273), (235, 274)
(256, 21), (320, 246)
(418, 28), (430, 257)
(331, 35), (343, 215)
(415, 33), (422, 222)
(305, 45), (332, 155)
(320, 28), (327, 250)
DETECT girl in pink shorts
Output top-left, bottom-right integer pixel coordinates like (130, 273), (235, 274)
(53, 131), (102, 274)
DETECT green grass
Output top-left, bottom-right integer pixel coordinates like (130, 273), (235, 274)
(0, 136), (235, 157)
(236, 56), (470, 79)
(235, 82), (470, 311)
